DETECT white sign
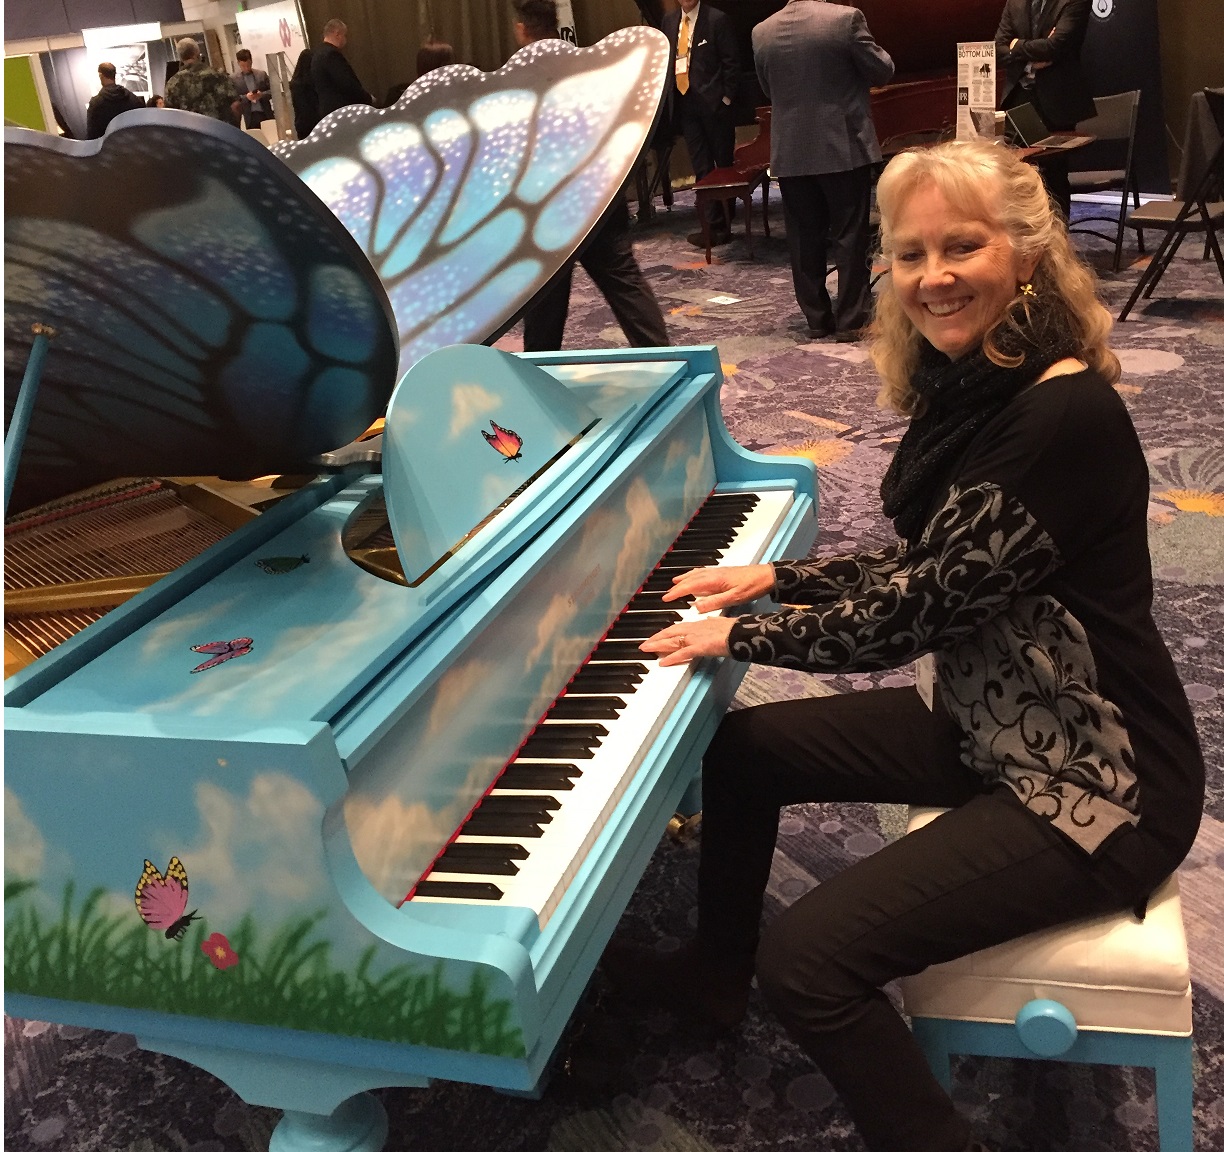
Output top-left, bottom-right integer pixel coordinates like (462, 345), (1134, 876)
(955, 41), (997, 141)
(235, 0), (307, 75)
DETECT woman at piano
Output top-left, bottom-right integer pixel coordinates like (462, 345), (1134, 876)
(621, 138), (1204, 1152)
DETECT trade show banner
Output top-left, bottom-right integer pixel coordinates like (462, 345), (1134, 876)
(235, 0), (308, 75)
(1081, 0), (1168, 192)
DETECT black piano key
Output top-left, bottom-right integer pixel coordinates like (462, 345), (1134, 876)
(628, 591), (693, 610)
(593, 639), (659, 662)
(499, 765), (583, 790)
(662, 549), (724, 565)
(567, 678), (640, 698)
(575, 660), (647, 678)
(703, 493), (759, 507)
(608, 618), (679, 640)
(538, 722), (607, 740)
(518, 735), (598, 758)
(463, 812), (547, 837)
(480, 794), (560, 815)
(415, 879), (503, 900)
(432, 852), (521, 876)
(548, 695), (625, 719)
(442, 841), (529, 861)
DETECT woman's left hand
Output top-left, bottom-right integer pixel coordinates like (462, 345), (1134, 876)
(639, 616), (736, 667)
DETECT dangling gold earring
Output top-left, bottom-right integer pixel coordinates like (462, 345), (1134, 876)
(1019, 282), (1036, 298)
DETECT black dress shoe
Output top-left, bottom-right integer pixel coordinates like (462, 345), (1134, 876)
(601, 937), (753, 1030)
(833, 327), (868, 343)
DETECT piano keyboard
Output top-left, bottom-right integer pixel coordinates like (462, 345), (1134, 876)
(409, 487), (794, 927)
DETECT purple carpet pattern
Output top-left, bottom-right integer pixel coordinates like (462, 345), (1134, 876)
(5, 188), (1223, 1152)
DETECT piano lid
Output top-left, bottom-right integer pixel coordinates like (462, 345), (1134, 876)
(3, 30), (670, 518)
(3, 111), (400, 515)
(272, 29), (671, 378)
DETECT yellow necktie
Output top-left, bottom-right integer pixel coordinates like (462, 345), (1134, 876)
(676, 15), (690, 95)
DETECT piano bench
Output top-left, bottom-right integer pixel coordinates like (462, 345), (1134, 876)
(692, 164), (771, 264)
(899, 807), (1194, 1152)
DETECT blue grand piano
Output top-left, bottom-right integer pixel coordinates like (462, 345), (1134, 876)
(3, 31), (817, 1152)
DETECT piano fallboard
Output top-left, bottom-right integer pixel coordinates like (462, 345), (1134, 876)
(4, 346), (816, 1117)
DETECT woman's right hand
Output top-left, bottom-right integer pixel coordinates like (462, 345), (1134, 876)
(661, 563), (776, 613)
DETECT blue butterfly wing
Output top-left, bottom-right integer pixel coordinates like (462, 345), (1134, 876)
(273, 29), (671, 383)
(3, 111), (398, 513)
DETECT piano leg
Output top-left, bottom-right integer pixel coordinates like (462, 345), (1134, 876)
(270, 1096), (387, 1152)
(139, 1034), (429, 1152)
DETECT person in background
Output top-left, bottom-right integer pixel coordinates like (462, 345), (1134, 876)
(663, 0), (739, 247)
(165, 38), (240, 124)
(512, 0), (669, 352)
(417, 39), (455, 78)
(605, 138), (1204, 1152)
(996, 0), (1095, 220)
(289, 49), (320, 138)
(231, 48), (273, 130)
(147, 94), (166, 108)
(85, 61), (144, 139)
(312, 19), (374, 121)
(752, 0), (894, 341)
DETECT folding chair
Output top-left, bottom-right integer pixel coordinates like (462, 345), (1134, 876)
(1068, 90), (1144, 271)
(1118, 88), (1224, 320)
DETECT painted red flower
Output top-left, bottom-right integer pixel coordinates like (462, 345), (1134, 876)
(200, 932), (239, 970)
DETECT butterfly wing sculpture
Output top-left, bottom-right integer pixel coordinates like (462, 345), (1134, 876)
(272, 29), (671, 377)
(3, 111), (399, 514)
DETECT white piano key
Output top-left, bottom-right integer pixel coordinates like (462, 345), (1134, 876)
(412, 488), (795, 925)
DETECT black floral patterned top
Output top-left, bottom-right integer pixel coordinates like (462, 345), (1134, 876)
(729, 368), (1204, 858)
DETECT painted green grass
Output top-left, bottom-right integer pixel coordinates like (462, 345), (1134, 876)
(4, 882), (524, 1057)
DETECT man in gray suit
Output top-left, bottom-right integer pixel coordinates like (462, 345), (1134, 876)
(753, 0), (893, 339)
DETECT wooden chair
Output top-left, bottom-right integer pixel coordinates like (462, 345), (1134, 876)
(900, 807), (1194, 1152)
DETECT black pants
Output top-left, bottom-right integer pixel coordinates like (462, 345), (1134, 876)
(522, 201), (669, 352)
(697, 687), (1176, 1152)
(778, 166), (876, 335)
(678, 93), (735, 227)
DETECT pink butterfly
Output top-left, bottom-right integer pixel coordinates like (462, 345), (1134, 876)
(189, 637), (253, 673)
(481, 420), (523, 462)
(134, 857), (200, 941)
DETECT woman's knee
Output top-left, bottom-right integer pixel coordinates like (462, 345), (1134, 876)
(701, 708), (761, 802)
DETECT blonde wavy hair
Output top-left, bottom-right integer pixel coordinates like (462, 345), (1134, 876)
(869, 138), (1120, 415)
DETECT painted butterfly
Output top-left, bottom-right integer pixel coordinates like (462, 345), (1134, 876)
(189, 637), (254, 673)
(481, 420), (524, 462)
(134, 856), (199, 941)
(255, 554), (310, 574)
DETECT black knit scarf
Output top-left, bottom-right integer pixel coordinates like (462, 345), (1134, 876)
(880, 292), (1081, 546)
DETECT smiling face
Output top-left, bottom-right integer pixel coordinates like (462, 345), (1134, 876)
(889, 180), (1038, 360)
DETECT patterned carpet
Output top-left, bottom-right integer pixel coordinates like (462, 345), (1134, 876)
(5, 188), (1223, 1152)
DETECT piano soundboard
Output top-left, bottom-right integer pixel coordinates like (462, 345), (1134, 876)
(4, 29), (818, 1152)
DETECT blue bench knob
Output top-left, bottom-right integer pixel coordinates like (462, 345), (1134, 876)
(1015, 999), (1078, 1056)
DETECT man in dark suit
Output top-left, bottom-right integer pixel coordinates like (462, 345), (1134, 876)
(996, 0), (1096, 219)
(663, 0), (740, 246)
(231, 49), (273, 131)
(753, 0), (894, 340)
(312, 18), (373, 121)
